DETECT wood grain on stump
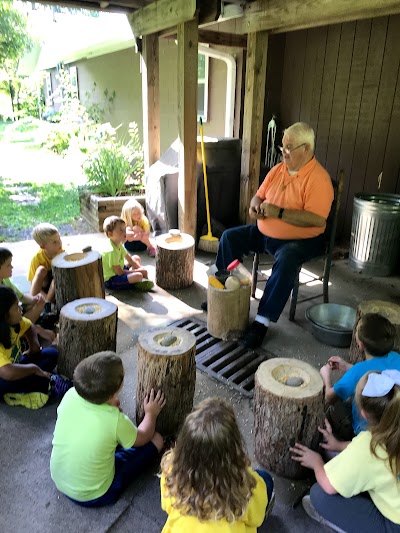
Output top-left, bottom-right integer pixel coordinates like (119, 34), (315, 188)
(136, 327), (196, 436)
(254, 358), (325, 479)
(58, 298), (117, 379)
(52, 250), (105, 313)
(349, 300), (400, 364)
(155, 231), (195, 290)
(207, 283), (251, 340)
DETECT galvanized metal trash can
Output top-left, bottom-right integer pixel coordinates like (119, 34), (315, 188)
(349, 193), (400, 276)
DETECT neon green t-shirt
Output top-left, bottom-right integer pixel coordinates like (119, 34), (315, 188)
(50, 388), (138, 502)
(2, 278), (23, 300)
(101, 239), (126, 282)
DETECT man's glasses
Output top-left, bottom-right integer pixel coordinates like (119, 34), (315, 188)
(278, 143), (306, 155)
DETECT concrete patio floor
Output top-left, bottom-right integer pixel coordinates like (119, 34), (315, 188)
(1, 232), (399, 533)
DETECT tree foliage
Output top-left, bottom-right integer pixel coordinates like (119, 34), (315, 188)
(0, 0), (33, 70)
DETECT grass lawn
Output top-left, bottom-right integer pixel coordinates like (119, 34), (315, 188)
(0, 181), (81, 242)
(0, 118), (87, 242)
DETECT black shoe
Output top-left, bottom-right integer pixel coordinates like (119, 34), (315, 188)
(201, 301), (208, 312)
(37, 312), (58, 329)
(240, 321), (268, 349)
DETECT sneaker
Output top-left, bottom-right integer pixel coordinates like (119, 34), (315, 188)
(302, 495), (346, 533)
(240, 321), (268, 349)
(200, 301), (208, 312)
(4, 391), (49, 409)
(50, 374), (73, 399)
(147, 246), (156, 257)
(265, 489), (276, 521)
(133, 279), (154, 292)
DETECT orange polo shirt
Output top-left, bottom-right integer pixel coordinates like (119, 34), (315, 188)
(256, 157), (334, 240)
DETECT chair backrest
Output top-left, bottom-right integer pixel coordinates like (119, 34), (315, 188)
(323, 170), (344, 253)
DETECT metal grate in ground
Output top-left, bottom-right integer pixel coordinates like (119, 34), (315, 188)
(169, 317), (271, 398)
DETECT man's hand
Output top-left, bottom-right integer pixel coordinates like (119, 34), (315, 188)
(290, 443), (324, 470)
(328, 356), (351, 372)
(144, 389), (166, 417)
(260, 202), (280, 218)
(249, 205), (265, 220)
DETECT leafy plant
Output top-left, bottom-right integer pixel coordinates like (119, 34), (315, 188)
(82, 121), (144, 196)
(84, 82), (116, 123)
(83, 144), (133, 197)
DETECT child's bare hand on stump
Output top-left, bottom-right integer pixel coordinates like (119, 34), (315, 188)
(290, 443), (324, 470)
(144, 389), (166, 417)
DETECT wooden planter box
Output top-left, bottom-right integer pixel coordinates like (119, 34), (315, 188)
(79, 191), (146, 232)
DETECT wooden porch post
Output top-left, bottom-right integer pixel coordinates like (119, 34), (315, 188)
(177, 18), (198, 237)
(141, 34), (160, 172)
(240, 31), (268, 224)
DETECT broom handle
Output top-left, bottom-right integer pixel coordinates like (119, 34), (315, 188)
(199, 118), (212, 236)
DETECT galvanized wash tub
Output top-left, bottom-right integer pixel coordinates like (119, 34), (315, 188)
(349, 193), (400, 276)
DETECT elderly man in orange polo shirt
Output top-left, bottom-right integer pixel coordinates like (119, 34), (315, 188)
(215, 122), (334, 348)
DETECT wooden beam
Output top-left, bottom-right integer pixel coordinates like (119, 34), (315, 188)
(243, 0), (400, 34)
(128, 0), (197, 37)
(239, 31), (268, 224)
(141, 34), (160, 171)
(177, 19), (199, 237)
(198, 29), (247, 48)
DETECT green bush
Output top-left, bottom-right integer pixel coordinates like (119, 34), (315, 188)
(83, 143), (133, 197)
(45, 128), (71, 155)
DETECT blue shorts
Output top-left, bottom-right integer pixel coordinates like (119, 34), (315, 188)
(105, 266), (131, 290)
(105, 274), (131, 290)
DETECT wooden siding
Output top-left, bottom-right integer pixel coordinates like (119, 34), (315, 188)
(278, 15), (400, 238)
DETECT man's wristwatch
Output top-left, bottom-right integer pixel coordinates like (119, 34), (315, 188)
(278, 207), (284, 219)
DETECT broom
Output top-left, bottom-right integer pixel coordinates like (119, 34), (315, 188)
(198, 117), (219, 253)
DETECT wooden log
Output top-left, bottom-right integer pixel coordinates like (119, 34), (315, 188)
(207, 283), (251, 340)
(155, 230), (195, 289)
(58, 298), (118, 380)
(136, 327), (196, 436)
(348, 300), (400, 364)
(254, 358), (325, 479)
(52, 250), (105, 313)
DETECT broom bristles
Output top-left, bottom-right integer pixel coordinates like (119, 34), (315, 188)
(198, 234), (220, 253)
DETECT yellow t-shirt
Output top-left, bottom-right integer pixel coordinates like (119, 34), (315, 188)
(256, 157), (334, 240)
(28, 248), (64, 281)
(0, 317), (32, 367)
(130, 214), (150, 232)
(325, 431), (400, 524)
(161, 468), (268, 532)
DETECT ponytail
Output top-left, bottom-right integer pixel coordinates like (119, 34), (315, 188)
(358, 372), (400, 477)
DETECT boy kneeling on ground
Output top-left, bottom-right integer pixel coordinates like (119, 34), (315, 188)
(50, 351), (165, 507)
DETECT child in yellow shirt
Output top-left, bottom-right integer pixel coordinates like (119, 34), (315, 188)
(28, 223), (63, 304)
(121, 198), (156, 257)
(160, 397), (274, 532)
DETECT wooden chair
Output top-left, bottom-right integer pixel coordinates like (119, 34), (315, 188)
(251, 170), (344, 321)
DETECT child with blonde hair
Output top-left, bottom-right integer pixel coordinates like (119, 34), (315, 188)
(291, 370), (400, 532)
(28, 223), (63, 305)
(160, 397), (274, 531)
(101, 216), (154, 291)
(121, 198), (156, 257)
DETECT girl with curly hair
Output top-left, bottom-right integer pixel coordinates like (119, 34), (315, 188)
(160, 397), (274, 531)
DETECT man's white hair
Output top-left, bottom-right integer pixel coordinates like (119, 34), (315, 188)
(284, 122), (315, 153)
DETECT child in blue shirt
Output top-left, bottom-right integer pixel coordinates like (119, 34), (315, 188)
(319, 313), (399, 449)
